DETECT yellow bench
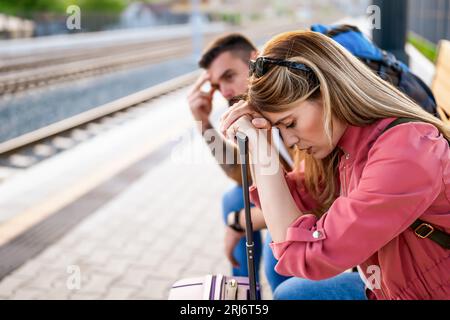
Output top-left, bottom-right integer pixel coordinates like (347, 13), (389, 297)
(433, 40), (450, 123)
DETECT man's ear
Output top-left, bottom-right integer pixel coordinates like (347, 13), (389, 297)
(250, 50), (258, 60)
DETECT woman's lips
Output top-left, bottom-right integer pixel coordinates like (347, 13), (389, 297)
(298, 146), (313, 154)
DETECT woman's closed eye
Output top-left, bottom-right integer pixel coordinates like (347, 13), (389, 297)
(285, 121), (296, 129)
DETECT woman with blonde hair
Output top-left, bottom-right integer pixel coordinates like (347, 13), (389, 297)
(220, 30), (450, 300)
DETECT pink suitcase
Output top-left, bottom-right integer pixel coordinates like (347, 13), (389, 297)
(168, 274), (260, 300)
(168, 132), (260, 300)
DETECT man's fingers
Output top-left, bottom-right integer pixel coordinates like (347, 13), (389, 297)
(192, 72), (210, 92)
(226, 250), (240, 268)
(225, 244), (240, 268)
(208, 86), (216, 98)
(190, 97), (212, 113)
(189, 93), (212, 108)
(189, 90), (212, 102)
(231, 257), (239, 268)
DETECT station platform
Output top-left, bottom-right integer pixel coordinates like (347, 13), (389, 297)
(0, 14), (437, 301)
(0, 84), (272, 299)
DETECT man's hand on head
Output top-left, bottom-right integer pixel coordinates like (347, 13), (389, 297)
(187, 72), (216, 126)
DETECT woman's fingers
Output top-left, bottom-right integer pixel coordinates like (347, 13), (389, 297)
(226, 125), (237, 141)
(220, 101), (253, 136)
(219, 100), (245, 123)
(252, 117), (271, 129)
(221, 112), (246, 136)
(219, 101), (272, 140)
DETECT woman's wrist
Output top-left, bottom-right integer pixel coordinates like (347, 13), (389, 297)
(248, 129), (280, 175)
(247, 128), (268, 156)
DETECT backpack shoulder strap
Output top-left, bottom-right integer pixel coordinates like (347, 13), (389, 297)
(381, 117), (449, 144)
(380, 118), (423, 135)
(380, 118), (450, 249)
(324, 24), (362, 37)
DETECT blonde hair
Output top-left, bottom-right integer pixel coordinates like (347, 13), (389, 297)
(248, 30), (450, 217)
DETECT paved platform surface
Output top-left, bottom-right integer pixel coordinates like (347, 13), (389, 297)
(0, 86), (272, 300)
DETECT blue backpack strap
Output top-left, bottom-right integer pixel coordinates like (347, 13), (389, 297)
(311, 24), (383, 61)
(311, 24), (409, 72)
(310, 24), (331, 34)
(381, 50), (408, 73)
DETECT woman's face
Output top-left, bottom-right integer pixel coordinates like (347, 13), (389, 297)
(262, 99), (348, 159)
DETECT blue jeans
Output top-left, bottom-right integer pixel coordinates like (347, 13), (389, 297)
(222, 185), (262, 281)
(263, 233), (291, 292)
(222, 185), (292, 290)
(273, 272), (368, 300)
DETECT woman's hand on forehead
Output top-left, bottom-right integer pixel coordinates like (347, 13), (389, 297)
(219, 100), (269, 136)
(251, 117), (271, 130)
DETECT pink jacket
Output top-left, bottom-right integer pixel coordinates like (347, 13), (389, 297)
(250, 117), (450, 300)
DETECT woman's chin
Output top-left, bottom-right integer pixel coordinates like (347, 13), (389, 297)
(310, 148), (329, 160)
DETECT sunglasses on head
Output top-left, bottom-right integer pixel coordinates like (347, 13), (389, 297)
(249, 57), (312, 78)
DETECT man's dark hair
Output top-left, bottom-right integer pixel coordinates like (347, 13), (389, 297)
(198, 33), (257, 69)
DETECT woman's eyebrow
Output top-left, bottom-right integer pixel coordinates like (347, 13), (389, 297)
(273, 115), (291, 126)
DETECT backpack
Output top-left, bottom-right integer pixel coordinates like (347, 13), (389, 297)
(311, 24), (439, 119)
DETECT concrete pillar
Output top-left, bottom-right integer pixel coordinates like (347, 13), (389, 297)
(372, 0), (410, 65)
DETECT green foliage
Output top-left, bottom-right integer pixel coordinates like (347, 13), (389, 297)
(74, 0), (128, 12)
(249, 13), (262, 21)
(0, 0), (129, 15)
(408, 33), (438, 63)
(220, 12), (241, 25)
(0, 0), (68, 15)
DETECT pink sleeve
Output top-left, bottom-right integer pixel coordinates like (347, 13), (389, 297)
(269, 124), (446, 280)
(249, 162), (319, 213)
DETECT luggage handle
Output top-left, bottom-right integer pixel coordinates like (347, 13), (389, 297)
(236, 131), (258, 300)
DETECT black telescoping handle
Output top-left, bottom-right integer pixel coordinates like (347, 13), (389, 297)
(236, 132), (258, 301)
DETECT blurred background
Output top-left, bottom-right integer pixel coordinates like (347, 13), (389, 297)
(0, 0), (448, 300)
(0, 0), (369, 37)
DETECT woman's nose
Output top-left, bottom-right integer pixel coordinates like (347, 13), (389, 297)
(280, 129), (298, 147)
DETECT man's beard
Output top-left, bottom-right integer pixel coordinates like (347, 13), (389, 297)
(228, 94), (247, 107)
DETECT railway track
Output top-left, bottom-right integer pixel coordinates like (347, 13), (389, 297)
(0, 21), (303, 95)
(0, 35), (207, 95)
(0, 39), (194, 94)
(0, 36), (192, 73)
(0, 70), (200, 172)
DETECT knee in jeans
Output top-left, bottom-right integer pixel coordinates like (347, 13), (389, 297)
(222, 192), (232, 215)
(273, 285), (291, 300)
(221, 187), (241, 213)
(222, 191), (231, 210)
(273, 279), (308, 300)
